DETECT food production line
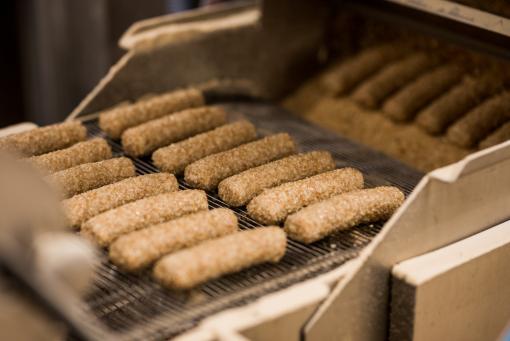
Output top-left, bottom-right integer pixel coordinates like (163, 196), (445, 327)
(1, 1), (510, 340)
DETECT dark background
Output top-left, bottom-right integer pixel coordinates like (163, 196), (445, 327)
(0, 0), (211, 128)
(1, 1), (24, 127)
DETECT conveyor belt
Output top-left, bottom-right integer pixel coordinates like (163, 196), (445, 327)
(79, 102), (423, 340)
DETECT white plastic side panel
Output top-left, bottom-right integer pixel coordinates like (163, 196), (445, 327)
(305, 141), (510, 340)
(391, 220), (510, 341)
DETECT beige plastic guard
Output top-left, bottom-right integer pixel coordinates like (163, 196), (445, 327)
(68, 3), (262, 121)
(68, 0), (327, 121)
(119, 2), (261, 51)
(304, 141), (510, 340)
(390, 219), (510, 341)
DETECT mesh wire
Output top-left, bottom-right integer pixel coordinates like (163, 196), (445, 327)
(77, 102), (422, 340)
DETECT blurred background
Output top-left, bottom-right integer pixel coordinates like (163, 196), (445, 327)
(0, 0), (227, 127)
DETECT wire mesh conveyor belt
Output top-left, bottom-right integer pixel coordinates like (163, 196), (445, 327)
(78, 102), (423, 340)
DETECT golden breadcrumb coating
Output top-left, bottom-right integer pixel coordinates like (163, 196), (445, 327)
(81, 189), (208, 247)
(284, 186), (404, 243)
(152, 120), (256, 174)
(121, 106), (227, 157)
(27, 138), (112, 173)
(184, 133), (296, 191)
(49, 157), (135, 198)
(416, 73), (502, 134)
(0, 121), (86, 156)
(247, 168), (364, 225)
(479, 121), (510, 149)
(383, 64), (463, 122)
(153, 227), (287, 289)
(447, 91), (510, 148)
(322, 43), (406, 94)
(99, 88), (204, 138)
(110, 208), (238, 271)
(63, 173), (178, 228)
(218, 151), (335, 206)
(352, 53), (437, 108)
